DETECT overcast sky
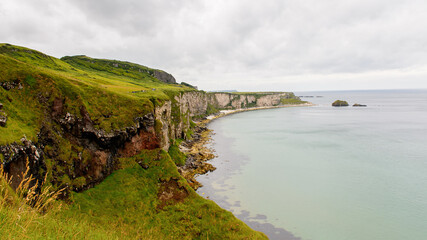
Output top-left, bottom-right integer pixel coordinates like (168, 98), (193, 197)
(1, 0), (427, 91)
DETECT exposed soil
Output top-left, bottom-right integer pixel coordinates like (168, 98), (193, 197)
(157, 178), (189, 209)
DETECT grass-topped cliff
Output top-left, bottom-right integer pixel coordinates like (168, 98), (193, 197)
(0, 43), (270, 239)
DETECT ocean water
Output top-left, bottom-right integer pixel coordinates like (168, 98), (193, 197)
(196, 89), (427, 240)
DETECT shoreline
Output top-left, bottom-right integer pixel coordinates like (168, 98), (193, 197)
(179, 103), (312, 239)
(178, 102), (313, 190)
(205, 102), (314, 122)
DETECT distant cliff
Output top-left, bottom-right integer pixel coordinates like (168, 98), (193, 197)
(155, 91), (300, 150)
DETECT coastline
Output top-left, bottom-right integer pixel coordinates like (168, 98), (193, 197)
(205, 102), (314, 122)
(178, 102), (313, 190)
(178, 102), (312, 239)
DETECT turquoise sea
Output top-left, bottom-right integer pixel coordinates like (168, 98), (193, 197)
(196, 89), (427, 240)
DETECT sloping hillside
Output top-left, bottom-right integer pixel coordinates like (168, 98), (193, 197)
(0, 44), (268, 239)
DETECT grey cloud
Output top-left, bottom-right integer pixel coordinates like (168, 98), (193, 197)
(1, 0), (427, 91)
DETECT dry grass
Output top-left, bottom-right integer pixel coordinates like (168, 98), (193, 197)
(0, 160), (63, 239)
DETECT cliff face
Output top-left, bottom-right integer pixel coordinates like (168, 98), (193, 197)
(153, 91), (297, 150)
(0, 44), (299, 197)
(1, 87), (296, 196)
(153, 70), (177, 84)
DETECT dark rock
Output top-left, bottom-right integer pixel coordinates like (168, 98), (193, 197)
(1, 80), (23, 90)
(51, 97), (64, 119)
(138, 162), (149, 169)
(332, 100), (349, 107)
(181, 82), (198, 89)
(152, 70), (177, 84)
(0, 137), (45, 189)
(0, 103), (3, 110)
(353, 103), (367, 107)
(0, 111), (7, 127)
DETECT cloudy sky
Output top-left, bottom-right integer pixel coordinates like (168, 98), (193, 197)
(1, 0), (427, 91)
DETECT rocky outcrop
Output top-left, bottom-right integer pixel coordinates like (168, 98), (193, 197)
(0, 137), (44, 189)
(211, 92), (295, 109)
(1, 80), (23, 90)
(154, 101), (173, 150)
(332, 100), (349, 107)
(178, 125), (216, 190)
(353, 103), (367, 107)
(50, 106), (160, 191)
(0, 101), (162, 195)
(153, 70), (177, 84)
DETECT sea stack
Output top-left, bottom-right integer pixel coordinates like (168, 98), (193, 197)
(332, 100), (349, 107)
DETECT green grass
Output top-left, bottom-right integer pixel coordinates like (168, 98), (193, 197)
(0, 163), (129, 240)
(0, 148), (266, 240)
(280, 98), (308, 105)
(168, 143), (187, 166)
(228, 91), (284, 95)
(62, 150), (266, 239)
(0, 43), (195, 143)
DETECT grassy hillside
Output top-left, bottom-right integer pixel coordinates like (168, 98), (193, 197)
(0, 43), (193, 144)
(0, 44), (267, 239)
(1, 150), (266, 239)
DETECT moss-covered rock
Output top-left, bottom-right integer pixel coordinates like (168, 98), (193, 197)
(332, 100), (349, 107)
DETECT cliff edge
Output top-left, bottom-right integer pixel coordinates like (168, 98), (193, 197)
(0, 43), (304, 239)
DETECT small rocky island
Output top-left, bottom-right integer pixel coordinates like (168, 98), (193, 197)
(353, 103), (367, 107)
(332, 100), (349, 107)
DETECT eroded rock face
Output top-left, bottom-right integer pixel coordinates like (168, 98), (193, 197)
(0, 137), (44, 189)
(155, 101), (172, 150)
(214, 93), (232, 108)
(119, 130), (160, 157)
(40, 104), (162, 193)
(177, 92), (210, 117)
(153, 70), (177, 84)
(257, 94), (282, 106)
(0, 90), (298, 195)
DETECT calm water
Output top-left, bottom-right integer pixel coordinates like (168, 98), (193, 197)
(196, 89), (427, 240)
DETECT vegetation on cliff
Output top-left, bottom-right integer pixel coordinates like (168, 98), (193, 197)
(280, 98), (308, 105)
(0, 44), (268, 239)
